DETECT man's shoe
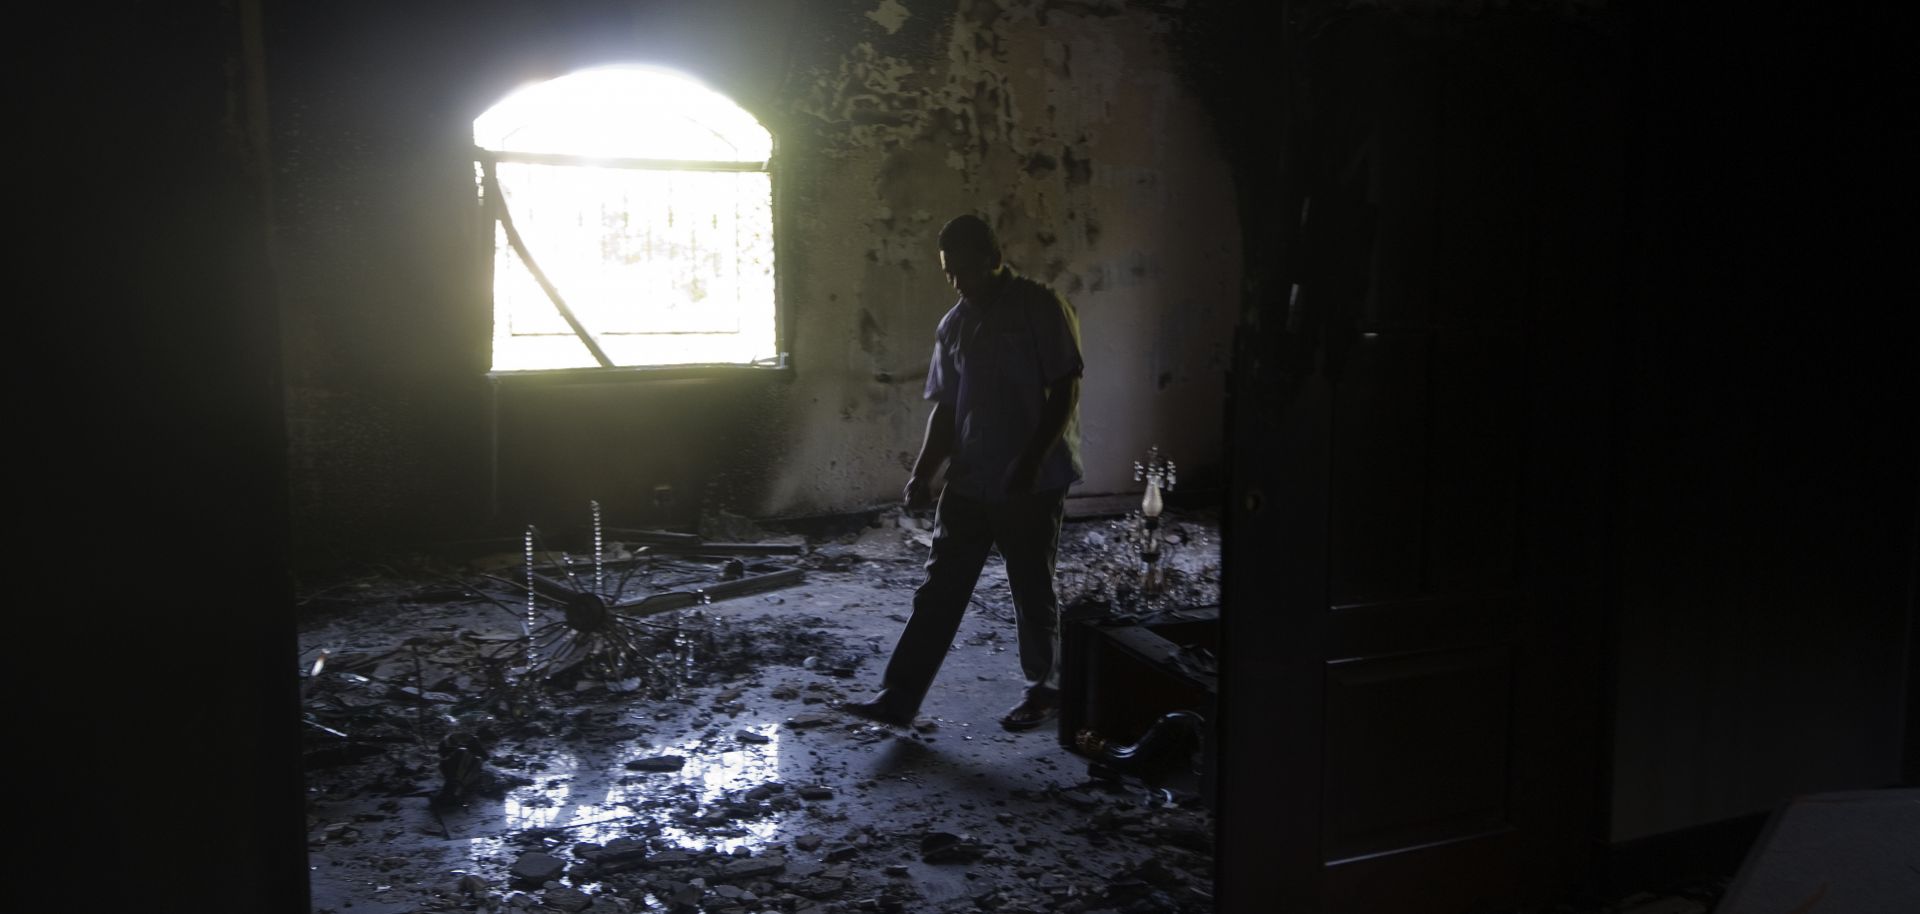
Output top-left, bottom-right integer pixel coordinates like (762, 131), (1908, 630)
(839, 697), (914, 728)
(999, 696), (1057, 732)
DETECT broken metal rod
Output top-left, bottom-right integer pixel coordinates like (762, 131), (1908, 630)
(302, 718), (349, 739)
(639, 542), (804, 557)
(512, 565), (803, 622)
(612, 568), (806, 617)
(482, 160), (614, 368)
(528, 543), (805, 576)
(605, 528), (703, 545)
(534, 554), (652, 575)
(685, 565), (805, 600)
(602, 528), (804, 556)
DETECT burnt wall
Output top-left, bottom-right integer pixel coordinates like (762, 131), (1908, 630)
(269, 0), (1241, 554)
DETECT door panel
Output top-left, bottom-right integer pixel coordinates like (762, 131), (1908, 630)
(1358, 46), (1441, 327)
(1431, 59), (1534, 330)
(1329, 332), (1432, 603)
(1326, 594), (1516, 660)
(1310, 35), (1534, 897)
(1427, 332), (1524, 593)
(1220, 11), (1617, 912)
(1324, 834), (1517, 914)
(1313, 34), (1538, 894)
(1322, 644), (1514, 861)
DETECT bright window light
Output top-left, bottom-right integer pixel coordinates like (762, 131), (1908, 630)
(475, 66), (778, 372)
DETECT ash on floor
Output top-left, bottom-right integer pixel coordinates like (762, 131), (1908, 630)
(297, 508), (1222, 914)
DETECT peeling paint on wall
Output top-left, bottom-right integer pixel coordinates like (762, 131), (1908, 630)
(866, 0), (912, 35)
(762, 0), (1242, 515)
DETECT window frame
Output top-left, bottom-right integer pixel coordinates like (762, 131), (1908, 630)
(473, 81), (791, 384)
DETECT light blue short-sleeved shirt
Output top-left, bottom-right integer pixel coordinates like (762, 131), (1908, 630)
(924, 268), (1084, 501)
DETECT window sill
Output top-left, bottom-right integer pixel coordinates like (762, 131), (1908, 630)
(486, 358), (792, 387)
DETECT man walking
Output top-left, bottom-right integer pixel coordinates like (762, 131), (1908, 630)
(841, 214), (1083, 732)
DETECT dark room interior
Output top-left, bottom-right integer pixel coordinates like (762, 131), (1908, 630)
(17, 2), (1916, 913)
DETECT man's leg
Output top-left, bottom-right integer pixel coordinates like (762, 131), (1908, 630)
(994, 487), (1067, 729)
(868, 489), (993, 719)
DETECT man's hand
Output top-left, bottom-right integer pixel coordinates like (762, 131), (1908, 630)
(903, 475), (933, 509)
(905, 403), (953, 510)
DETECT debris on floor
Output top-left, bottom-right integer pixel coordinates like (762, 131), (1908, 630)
(299, 507), (1223, 914)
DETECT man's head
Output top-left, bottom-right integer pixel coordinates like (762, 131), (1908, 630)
(937, 214), (1003, 300)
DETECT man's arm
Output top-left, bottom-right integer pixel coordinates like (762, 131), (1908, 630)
(905, 400), (955, 508)
(1006, 374), (1078, 494)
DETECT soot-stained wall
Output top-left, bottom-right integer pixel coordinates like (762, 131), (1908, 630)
(270, 0), (1240, 552)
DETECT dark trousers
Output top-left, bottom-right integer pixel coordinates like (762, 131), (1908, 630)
(879, 486), (1067, 715)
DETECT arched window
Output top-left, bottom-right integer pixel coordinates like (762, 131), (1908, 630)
(474, 65), (778, 372)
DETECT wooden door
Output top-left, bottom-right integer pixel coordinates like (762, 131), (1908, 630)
(1219, 14), (1618, 913)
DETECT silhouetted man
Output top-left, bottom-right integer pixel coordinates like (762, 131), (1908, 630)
(842, 214), (1083, 732)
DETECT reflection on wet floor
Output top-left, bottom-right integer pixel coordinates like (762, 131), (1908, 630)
(466, 726), (788, 863)
(299, 511), (1226, 913)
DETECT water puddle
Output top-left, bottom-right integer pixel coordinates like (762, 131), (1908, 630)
(462, 725), (790, 866)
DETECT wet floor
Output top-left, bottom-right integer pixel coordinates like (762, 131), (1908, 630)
(298, 510), (1222, 914)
